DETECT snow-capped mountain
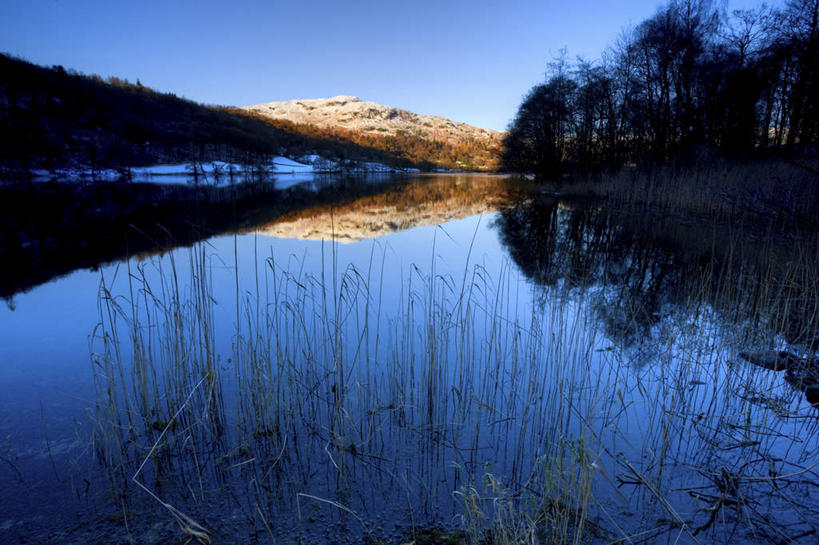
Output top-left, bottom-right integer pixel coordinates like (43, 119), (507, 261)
(242, 96), (502, 170)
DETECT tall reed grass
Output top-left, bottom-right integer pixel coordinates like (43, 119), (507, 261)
(557, 158), (819, 231)
(88, 206), (819, 544)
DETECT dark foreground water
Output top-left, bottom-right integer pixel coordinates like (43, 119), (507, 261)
(1, 174), (817, 544)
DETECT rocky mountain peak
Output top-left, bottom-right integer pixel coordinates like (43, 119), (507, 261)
(242, 96), (501, 144)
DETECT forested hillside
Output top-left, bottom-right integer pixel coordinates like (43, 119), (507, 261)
(0, 54), (473, 177)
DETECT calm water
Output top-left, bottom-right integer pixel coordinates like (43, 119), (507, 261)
(1, 174), (817, 544)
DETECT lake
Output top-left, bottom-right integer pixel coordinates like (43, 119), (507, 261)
(1, 173), (817, 544)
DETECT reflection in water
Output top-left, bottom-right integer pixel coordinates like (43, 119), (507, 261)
(1, 178), (819, 544)
(87, 219), (587, 544)
(254, 174), (520, 242)
(496, 195), (818, 354)
(0, 179), (284, 299)
(493, 194), (819, 539)
(0, 174), (520, 299)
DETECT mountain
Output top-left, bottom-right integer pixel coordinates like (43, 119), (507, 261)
(0, 54), (503, 176)
(242, 96), (503, 171)
(0, 55), (463, 177)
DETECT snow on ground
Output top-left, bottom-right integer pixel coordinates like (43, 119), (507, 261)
(132, 157), (318, 178)
(132, 161), (249, 176)
(270, 157), (315, 173)
(131, 163), (189, 176)
(31, 168), (122, 182)
(28, 156), (423, 187)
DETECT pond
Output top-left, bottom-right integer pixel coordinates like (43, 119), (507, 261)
(0, 173), (817, 544)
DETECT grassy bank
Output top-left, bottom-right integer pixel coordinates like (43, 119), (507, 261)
(541, 158), (819, 231)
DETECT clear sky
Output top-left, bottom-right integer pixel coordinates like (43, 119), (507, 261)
(0, 0), (779, 131)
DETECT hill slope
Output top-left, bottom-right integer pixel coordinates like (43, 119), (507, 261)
(243, 96), (503, 171)
(0, 55), (472, 177)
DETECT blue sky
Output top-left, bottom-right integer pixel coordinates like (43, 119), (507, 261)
(0, 0), (778, 130)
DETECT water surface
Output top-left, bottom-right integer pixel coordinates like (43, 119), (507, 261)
(1, 174), (817, 544)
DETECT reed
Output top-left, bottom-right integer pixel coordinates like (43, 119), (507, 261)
(555, 158), (819, 231)
(88, 201), (819, 544)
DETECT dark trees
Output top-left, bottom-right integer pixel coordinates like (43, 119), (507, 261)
(1, 53), (492, 175)
(502, 0), (819, 176)
(780, 0), (819, 153)
(502, 76), (576, 177)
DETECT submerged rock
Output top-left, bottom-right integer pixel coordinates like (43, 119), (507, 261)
(739, 350), (819, 407)
(738, 350), (802, 371)
(804, 384), (819, 406)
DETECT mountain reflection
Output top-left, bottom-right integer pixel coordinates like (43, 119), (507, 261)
(253, 174), (520, 242)
(0, 174), (523, 299)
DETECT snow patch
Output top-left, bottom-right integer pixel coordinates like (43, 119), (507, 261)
(27, 156), (418, 187)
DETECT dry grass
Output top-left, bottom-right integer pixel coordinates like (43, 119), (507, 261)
(556, 158), (819, 230)
(87, 196), (819, 544)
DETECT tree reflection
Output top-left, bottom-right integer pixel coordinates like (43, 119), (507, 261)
(495, 194), (818, 356)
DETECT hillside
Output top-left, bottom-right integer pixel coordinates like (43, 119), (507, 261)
(0, 55), (470, 178)
(243, 96), (503, 171)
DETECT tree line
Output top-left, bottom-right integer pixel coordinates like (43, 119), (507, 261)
(502, 0), (819, 177)
(0, 53), (285, 173)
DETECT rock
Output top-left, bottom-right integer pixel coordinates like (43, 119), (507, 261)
(738, 350), (802, 371)
(804, 384), (819, 406)
(740, 351), (819, 408)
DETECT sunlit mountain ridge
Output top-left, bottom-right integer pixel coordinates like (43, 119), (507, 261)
(243, 96), (503, 171)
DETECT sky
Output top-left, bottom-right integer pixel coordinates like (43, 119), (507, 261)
(0, 0), (781, 131)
